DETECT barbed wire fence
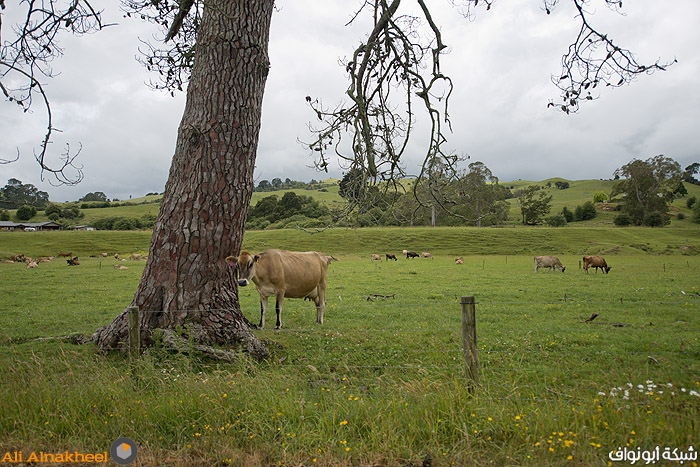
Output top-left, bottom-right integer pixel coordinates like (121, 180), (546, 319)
(4, 296), (699, 402)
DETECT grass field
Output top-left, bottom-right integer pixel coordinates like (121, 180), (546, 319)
(1, 228), (699, 466)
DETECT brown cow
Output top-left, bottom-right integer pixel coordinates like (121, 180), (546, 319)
(583, 255), (611, 274)
(455, 257), (464, 265)
(11, 254), (25, 262)
(371, 254), (382, 262)
(534, 255), (565, 273)
(58, 252), (72, 257)
(67, 256), (80, 266)
(226, 249), (328, 330)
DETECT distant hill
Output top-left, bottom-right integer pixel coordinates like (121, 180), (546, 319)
(9, 178), (700, 228)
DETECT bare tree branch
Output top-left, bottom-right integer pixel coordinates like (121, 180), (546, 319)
(0, 0), (106, 184)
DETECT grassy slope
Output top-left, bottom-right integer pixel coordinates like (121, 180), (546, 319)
(2, 225), (700, 261)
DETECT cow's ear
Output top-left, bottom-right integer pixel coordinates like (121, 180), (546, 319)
(225, 256), (238, 267)
(254, 255), (260, 263)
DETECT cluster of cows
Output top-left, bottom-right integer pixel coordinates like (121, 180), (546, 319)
(226, 248), (614, 330)
(534, 255), (612, 274)
(371, 250), (433, 261)
(4, 251), (147, 268)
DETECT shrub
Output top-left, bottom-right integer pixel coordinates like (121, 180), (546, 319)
(643, 212), (667, 227)
(560, 207), (574, 222)
(692, 202), (700, 223)
(592, 191), (608, 203)
(0, 210), (9, 221)
(15, 205), (37, 221)
(687, 196), (697, 209)
(613, 214), (632, 226)
(546, 214), (567, 227)
(574, 201), (597, 221)
(677, 212), (686, 220)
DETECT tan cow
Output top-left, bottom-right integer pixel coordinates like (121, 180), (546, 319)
(421, 252), (433, 259)
(371, 254), (382, 262)
(226, 249), (328, 330)
(534, 255), (565, 273)
(455, 257), (464, 265)
(583, 255), (611, 274)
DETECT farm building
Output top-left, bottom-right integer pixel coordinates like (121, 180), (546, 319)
(0, 221), (61, 232)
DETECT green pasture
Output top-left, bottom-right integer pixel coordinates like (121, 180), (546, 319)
(1, 228), (699, 466)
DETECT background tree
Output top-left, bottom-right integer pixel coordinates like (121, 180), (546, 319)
(516, 185), (553, 225)
(2, 0), (675, 356)
(612, 155), (682, 226)
(79, 192), (109, 202)
(683, 163), (700, 185)
(0, 179), (50, 209)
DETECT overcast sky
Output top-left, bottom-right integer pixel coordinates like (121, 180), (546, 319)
(1, 1), (698, 202)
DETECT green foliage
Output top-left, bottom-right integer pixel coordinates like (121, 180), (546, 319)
(79, 191), (109, 202)
(546, 213), (567, 227)
(516, 185), (552, 225)
(91, 215), (155, 231)
(15, 204), (37, 221)
(574, 201), (597, 221)
(614, 213), (632, 226)
(0, 210), (9, 221)
(0, 178), (49, 209)
(613, 155), (683, 226)
(592, 191), (608, 203)
(687, 196), (697, 209)
(692, 202), (700, 223)
(554, 180), (570, 189)
(644, 212), (668, 227)
(246, 192), (330, 229)
(560, 206), (574, 222)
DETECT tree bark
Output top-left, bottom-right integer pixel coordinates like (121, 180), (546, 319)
(93, 0), (275, 359)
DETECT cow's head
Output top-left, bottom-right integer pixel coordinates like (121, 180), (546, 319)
(225, 251), (260, 287)
(604, 266), (612, 274)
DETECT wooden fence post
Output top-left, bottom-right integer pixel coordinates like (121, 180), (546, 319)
(127, 306), (140, 370)
(461, 296), (479, 393)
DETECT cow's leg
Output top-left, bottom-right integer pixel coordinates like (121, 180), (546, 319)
(275, 292), (284, 329)
(316, 285), (326, 325)
(259, 295), (269, 329)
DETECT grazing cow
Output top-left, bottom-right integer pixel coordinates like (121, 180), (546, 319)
(583, 255), (611, 274)
(58, 252), (72, 257)
(534, 255), (566, 273)
(421, 252), (433, 259)
(402, 249), (409, 256)
(67, 256), (80, 266)
(226, 249), (328, 330)
(386, 253), (398, 261)
(371, 254), (382, 262)
(455, 257), (464, 265)
(406, 251), (420, 259)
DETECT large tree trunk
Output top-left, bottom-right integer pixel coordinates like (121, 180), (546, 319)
(93, 0), (275, 359)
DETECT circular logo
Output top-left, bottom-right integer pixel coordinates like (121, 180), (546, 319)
(110, 437), (138, 465)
